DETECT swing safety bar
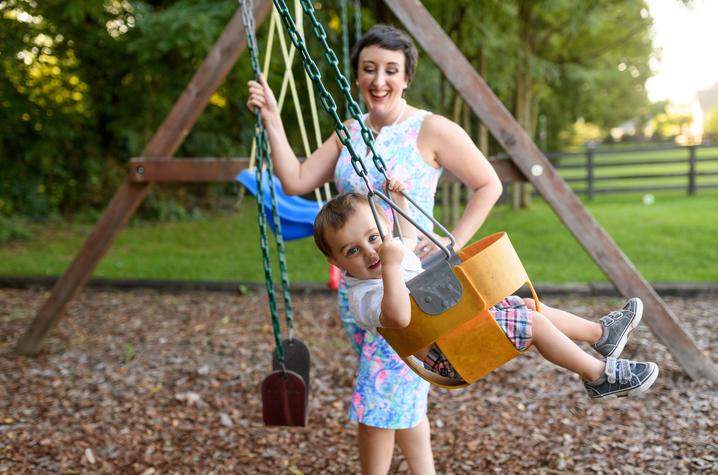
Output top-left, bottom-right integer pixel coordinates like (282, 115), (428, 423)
(367, 188), (456, 261)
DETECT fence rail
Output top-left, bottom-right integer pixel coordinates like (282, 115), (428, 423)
(438, 142), (718, 225)
(547, 143), (718, 199)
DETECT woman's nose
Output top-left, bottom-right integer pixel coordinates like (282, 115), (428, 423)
(372, 71), (386, 86)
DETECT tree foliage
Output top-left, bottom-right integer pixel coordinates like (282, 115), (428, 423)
(1, 0), (661, 217)
(1, 0), (249, 218)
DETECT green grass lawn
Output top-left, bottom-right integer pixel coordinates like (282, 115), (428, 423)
(1, 190), (717, 284)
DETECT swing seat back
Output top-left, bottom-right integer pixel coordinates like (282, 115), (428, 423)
(378, 232), (540, 388)
(272, 338), (311, 400)
(262, 369), (308, 427)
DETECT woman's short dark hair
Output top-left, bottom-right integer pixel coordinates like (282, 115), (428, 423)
(350, 24), (418, 85)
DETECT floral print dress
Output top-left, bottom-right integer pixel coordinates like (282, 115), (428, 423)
(334, 109), (442, 428)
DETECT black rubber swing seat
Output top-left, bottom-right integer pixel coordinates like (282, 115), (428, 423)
(262, 338), (311, 427)
(262, 369), (307, 426)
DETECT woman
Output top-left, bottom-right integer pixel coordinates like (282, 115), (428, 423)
(247, 24), (502, 475)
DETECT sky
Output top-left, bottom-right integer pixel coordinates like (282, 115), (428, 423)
(645, 0), (718, 104)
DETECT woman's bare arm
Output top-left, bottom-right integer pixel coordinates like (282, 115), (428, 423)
(247, 74), (343, 195)
(417, 114), (503, 252)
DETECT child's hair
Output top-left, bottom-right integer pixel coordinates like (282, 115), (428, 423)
(313, 192), (370, 257)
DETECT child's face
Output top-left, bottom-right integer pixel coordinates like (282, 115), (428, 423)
(326, 204), (385, 280)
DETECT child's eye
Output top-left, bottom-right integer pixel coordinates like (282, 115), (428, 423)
(369, 234), (379, 243)
(346, 247), (358, 257)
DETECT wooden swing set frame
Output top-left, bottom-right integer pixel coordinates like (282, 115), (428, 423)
(14, 0), (718, 383)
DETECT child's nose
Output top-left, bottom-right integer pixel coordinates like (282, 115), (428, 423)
(367, 244), (380, 258)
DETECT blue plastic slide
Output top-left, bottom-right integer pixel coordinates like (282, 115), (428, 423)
(237, 169), (322, 241)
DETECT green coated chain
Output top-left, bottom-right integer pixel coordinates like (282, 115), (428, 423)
(272, 0), (389, 191)
(240, 0), (295, 365)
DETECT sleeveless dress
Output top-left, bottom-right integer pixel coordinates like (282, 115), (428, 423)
(334, 109), (443, 429)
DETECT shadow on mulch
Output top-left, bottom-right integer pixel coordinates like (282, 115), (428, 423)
(1, 289), (716, 474)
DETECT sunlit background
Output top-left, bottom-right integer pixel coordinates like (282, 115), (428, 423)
(646, 0), (718, 104)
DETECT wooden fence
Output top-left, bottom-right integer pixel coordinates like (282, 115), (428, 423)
(546, 142), (718, 199)
(438, 141), (718, 225)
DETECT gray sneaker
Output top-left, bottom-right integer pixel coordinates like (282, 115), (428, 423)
(592, 298), (643, 358)
(584, 357), (659, 399)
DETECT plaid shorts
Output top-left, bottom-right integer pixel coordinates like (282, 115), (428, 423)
(420, 295), (534, 379)
(421, 344), (461, 379)
(490, 295), (534, 351)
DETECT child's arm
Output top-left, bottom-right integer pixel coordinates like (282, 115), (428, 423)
(378, 238), (412, 329)
(385, 177), (418, 250)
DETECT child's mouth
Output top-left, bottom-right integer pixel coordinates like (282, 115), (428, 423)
(369, 260), (381, 270)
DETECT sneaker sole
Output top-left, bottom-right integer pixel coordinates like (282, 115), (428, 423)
(590, 363), (659, 400)
(605, 298), (643, 359)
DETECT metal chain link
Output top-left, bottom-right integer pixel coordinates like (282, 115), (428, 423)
(299, 0), (390, 177)
(240, 0), (295, 364)
(272, 0), (457, 257)
(272, 0), (388, 192)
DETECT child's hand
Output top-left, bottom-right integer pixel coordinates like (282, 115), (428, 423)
(379, 238), (404, 268)
(385, 175), (409, 210)
(385, 176), (407, 195)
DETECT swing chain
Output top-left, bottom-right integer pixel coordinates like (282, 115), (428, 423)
(297, 0), (390, 178)
(243, 0), (295, 342)
(241, 0), (295, 364)
(272, 0), (378, 193)
(271, 0), (456, 258)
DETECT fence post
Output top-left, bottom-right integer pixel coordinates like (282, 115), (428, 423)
(586, 142), (595, 200)
(688, 144), (697, 195)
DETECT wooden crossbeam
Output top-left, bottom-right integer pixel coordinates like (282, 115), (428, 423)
(14, 0), (273, 356)
(128, 158), (251, 183)
(126, 158), (525, 183)
(384, 0), (717, 381)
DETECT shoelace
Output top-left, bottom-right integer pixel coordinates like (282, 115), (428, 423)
(605, 357), (634, 384)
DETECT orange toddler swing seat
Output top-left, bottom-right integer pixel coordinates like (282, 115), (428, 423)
(378, 232), (541, 389)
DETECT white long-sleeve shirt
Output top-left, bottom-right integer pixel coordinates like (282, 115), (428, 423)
(345, 239), (423, 334)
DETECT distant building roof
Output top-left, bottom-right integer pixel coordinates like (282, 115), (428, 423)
(666, 103), (691, 116)
(696, 81), (718, 112)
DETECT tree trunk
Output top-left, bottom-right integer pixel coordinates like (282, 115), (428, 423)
(512, 69), (536, 208)
(477, 49), (489, 155)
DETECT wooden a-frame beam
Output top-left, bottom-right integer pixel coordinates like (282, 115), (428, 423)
(126, 157), (525, 183)
(384, 0), (717, 381)
(14, 0), (274, 356)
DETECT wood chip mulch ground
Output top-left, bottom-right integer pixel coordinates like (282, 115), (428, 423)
(1, 288), (716, 474)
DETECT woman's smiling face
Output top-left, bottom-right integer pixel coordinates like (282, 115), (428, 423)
(356, 45), (409, 119)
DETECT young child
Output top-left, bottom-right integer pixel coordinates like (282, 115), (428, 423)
(313, 184), (659, 399)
